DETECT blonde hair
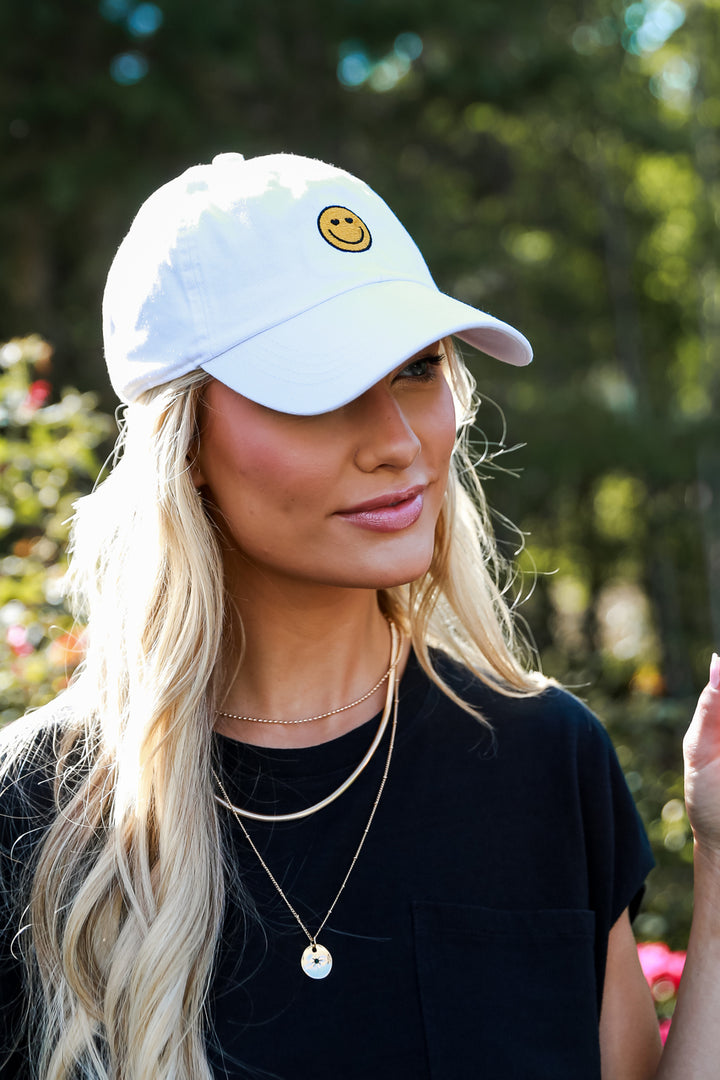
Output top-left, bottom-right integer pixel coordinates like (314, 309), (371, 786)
(1, 341), (543, 1079)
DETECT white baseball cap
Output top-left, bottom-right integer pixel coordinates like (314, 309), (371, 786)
(103, 152), (532, 413)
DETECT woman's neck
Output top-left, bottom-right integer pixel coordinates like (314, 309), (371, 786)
(215, 578), (408, 748)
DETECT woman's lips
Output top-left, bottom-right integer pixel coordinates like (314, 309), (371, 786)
(335, 487), (425, 532)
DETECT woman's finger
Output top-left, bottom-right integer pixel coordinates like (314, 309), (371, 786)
(683, 653), (720, 771)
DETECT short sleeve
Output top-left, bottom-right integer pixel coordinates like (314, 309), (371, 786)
(579, 707), (653, 912)
(567, 694), (655, 996)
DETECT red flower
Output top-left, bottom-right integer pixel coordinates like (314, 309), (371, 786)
(637, 941), (686, 994)
(23, 379), (52, 411)
(637, 941), (686, 1044)
(6, 624), (34, 657)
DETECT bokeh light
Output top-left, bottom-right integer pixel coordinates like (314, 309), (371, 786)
(127, 3), (164, 38)
(337, 43), (371, 88)
(337, 31), (423, 91)
(99, 0), (132, 22)
(622, 0), (685, 55)
(110, 51), (149, 85)
(394, 32), (423, 63)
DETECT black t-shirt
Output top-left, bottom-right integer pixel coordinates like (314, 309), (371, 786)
(0, 652), (654, 1079)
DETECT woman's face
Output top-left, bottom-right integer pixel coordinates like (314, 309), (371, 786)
(193, 344), (457, 592)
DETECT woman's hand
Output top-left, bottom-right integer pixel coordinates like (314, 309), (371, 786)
(599, 662), (720, 1080)
(683, 654), (720, 861)
(654, 654), (720, 1079)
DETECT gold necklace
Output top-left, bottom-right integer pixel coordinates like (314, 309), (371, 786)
(216, 622), (398, 725)
(212, 622), (400, 823)
(215, 678), (398, 980)
(217, 659), (394, 724)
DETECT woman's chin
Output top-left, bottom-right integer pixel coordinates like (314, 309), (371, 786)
(348, 548), (436, 591)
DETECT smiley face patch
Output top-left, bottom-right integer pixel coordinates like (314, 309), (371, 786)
(317, 206), (372, 252)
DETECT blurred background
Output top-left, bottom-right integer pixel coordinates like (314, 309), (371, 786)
(1, 0), (719, 954)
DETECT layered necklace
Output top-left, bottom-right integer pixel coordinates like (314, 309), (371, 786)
(213, 622), (401, 979)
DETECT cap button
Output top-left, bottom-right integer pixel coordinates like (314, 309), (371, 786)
(212, 152), (245, 165)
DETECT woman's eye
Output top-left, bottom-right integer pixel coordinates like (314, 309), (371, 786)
(397, 354), (445, 381)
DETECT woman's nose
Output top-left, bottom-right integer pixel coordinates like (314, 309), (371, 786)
(351, 385), (421, 473)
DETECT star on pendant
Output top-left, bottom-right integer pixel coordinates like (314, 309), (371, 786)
(301, 942), (333, 978)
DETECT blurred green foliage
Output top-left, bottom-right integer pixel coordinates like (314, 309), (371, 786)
(2, 0), (719, 948)
(592, 691), (694, 951)
(0, 337), (114, 722)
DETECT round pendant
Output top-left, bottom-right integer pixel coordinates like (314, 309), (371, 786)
(301, 942), (333, 979)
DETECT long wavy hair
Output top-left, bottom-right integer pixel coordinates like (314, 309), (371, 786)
(1, 338), (543, 1079)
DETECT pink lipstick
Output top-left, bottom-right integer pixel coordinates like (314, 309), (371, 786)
(335, 486), (425, 532)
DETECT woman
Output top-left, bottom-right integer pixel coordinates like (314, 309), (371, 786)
(1, 152), (719, 1080)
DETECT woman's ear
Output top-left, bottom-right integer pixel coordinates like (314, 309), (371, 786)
(188, 388), (208, 489)
(189, 453), (206, 490)
(187, 435), (206, 489)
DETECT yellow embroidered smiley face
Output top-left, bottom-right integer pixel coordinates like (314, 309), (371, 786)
(317, 206), (372, 252)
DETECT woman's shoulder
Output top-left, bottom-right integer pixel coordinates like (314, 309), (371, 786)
(423, 653), (636, 823)
(427, 649), (611, 747)
(1, 695), (74, 761)
(0, 698), (76, 843)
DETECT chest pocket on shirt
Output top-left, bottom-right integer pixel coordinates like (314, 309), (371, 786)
(412, 901), (599, 1080)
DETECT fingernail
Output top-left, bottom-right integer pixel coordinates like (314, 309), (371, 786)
(711, 652), (720, 690)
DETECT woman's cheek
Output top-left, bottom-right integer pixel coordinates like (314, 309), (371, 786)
(429, 385), (459, 470)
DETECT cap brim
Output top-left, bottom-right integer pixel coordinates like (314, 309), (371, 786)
(201, 279), (532, 415)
